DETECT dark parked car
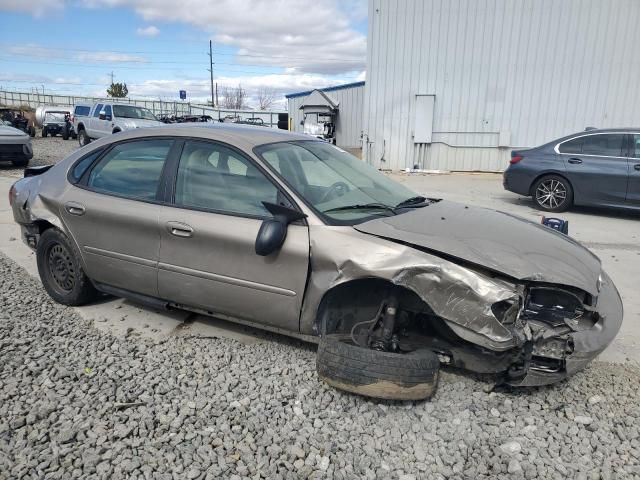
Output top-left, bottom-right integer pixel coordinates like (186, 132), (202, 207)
(503, 128), (640, 212)
(9, 125), (622, 400)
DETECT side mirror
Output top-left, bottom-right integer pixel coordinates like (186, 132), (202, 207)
(255, 202), (307, 256)
(99, 111), (106, 120)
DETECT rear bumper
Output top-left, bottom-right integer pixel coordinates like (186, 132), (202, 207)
(0, 142), (33, 162)
(502, 168), (532, 196)
(507, 271), (623, 387)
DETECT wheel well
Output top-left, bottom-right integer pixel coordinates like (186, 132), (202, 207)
(529, 171), (573, 196)
(76, 123), (85, 131)
(112, 128), (121, 134)
(33, 220), (56, 235)
(316, 278), (432, 335)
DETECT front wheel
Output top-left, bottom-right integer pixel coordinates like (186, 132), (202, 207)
(532, 175), (573, 212)
(78, 129), (91, 147)
(36, 229), (99, 306)
(42, 128), (47, 138)
(316, 335), (440, 400)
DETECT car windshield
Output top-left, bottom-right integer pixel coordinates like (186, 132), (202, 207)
(255, 141), (424, 224)
(112, 105), (158, 121)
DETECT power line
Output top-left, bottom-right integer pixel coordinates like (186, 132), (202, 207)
(0, 44), (364, 63)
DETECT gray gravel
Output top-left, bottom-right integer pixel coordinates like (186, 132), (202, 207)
(1, 254), (640, 480)
(0, 133), (78, 178)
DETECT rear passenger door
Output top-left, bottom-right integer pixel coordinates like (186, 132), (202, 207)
(558, 133), (629, 206)
(61, 138), (176, 296)
(627, 133), (640, 205)
(157, 140), (310, 331)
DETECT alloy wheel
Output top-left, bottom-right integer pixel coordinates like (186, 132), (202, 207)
(535, 179), (567, 210)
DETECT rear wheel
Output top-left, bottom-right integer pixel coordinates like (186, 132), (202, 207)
(316, 335), (440, 400)
(36, 229), (99, 306)
(78, 129), (91, 147)
(42, 128), (47, 138)
(532, 175), (573, 212)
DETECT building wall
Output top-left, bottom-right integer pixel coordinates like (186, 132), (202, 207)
(287, 83), (365, 149)
(363, 0), (640, 171)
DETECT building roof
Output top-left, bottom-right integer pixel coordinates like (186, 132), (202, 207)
(285, 81), (365, 99)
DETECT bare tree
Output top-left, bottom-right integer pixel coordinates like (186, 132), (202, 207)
(257, 87), (276, 110)
(220, 84), (247, 110)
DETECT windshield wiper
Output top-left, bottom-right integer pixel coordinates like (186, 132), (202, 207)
(323, 203), (397, 215)
(395, 196), (428, 208)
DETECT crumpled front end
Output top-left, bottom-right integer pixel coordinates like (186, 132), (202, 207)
(302, 226), (623, 386)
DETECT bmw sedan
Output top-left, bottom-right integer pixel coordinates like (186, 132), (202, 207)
(503, 128), (640, 212)
(10, 124), (623, 400)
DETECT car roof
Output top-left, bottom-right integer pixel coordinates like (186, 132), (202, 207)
(101, 122), (314, 149)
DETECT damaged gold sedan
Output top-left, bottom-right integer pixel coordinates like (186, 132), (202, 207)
(10, 125), (623, 400)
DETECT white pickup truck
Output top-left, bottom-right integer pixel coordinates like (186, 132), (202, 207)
(75, 102), (164, 146)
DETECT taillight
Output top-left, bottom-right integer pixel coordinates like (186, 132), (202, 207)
(510, 155), (523, 165)
(8, 183), (17, 207)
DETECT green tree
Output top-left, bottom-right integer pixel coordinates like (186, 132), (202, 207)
(107, 82), (129, 98)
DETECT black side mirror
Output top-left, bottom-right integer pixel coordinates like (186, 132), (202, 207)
(255, 202), (306, 256)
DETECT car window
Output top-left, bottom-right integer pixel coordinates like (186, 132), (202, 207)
(93, 104), (104, 117)
(558, 137), (583, 154)
(71, 148), (104, 183)
(175, 141), (279, 217)
(581, 134), (624, 157)
(632, 134), (640, 159)
(74, 106), (90, 116)
(103, 105), (112, 119)
(87, 139), (173, 200)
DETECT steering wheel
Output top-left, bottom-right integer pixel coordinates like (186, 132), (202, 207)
(318, 181), (350, 204)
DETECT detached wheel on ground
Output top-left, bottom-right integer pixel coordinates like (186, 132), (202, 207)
(78, 129), (91, 147)
(532, 174), (573, 212)
(36, 228), (99, 306)
(317, 335), (439, 401)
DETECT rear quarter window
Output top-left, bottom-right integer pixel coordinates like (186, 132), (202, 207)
(74, 106), (91, 116)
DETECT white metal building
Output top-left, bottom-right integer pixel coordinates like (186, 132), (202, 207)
(363, 0), (640, 171)
(286, 82), (365, 150)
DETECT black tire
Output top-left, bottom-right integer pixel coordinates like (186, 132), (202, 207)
(62, 130), (69, 140)
(278, 112), (289, 122)
(78, 129), (91, 147)
(532, 174), (573, 212)
(42, 128), (47, 138)
(317, 335), (440, 400)
(277, 120), (289, 130)
(72, 132), (78, 140)
(28, 126), (36, 137)
(36, 229), (99, 306)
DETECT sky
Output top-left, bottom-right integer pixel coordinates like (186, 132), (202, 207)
(0, 0), (367, 109)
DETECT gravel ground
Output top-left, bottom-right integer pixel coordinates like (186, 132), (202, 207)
(0, 133), (78, 178)
(1, 252), (640, 480)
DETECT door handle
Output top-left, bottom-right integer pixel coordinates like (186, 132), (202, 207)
(64, 202), (86, 216)
(167, 221), (193, 238)
(568, 158), (583, 165)
(634, 164), (640, 171)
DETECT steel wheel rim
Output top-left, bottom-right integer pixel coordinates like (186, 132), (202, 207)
(47, 243), (75, 292)
(536, 179), (567, 209)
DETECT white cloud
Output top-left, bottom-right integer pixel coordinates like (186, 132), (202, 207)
(136, 25), (160, 37)
(0, 0), (63, 16)
(84, 0), (366, 75)
(75, 52), (147, 63)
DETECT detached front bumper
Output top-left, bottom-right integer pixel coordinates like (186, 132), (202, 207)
(508, 271), (623, 387)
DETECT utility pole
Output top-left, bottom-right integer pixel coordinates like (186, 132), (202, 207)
(215, 82), (218, 108)
(109, 71), (115, 85)
(208, 41), (215, 107)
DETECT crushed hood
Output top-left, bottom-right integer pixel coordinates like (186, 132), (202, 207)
(354, 201), (601, 296)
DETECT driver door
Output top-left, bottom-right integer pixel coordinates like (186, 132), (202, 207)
(157, 140), (310, 331)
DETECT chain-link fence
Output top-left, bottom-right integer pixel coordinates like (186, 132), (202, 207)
(0, 90), (284, 128)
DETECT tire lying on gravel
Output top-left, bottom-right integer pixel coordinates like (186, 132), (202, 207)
(36, 228), (99, 306)
(316, 335), (439, 401)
